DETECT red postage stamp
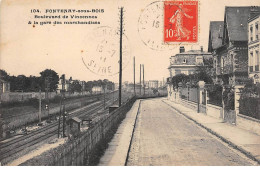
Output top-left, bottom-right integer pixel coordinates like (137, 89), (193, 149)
(164, 0), (198, 42)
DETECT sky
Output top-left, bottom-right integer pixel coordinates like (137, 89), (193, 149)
(0, 0), (259, 84)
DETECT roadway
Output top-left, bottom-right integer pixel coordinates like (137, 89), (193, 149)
(126, 98), (253, 166)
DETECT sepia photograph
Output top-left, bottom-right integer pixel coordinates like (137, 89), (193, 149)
(0, 0), (260, 166)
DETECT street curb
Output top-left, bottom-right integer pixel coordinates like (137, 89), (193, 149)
(124, 100), (142, 166)
(162, 100), (260, 165)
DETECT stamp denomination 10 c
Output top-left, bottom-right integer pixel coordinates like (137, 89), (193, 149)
(164, 0), (198, 43)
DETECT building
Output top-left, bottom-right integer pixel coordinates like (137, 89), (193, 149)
(148, 80), (159, 89)
(79, 81), (86, 91)
(0, 79), (10, 94)
(208, 21), (224, 83)
(168, 46), (212, 77)
(248, 13), (260, 83)
(57, 75), (72, 93)
(92, 86), (102, 93)
(212, 7), (260, 86)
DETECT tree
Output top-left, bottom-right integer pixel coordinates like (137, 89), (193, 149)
(39, 69), (59, 92)
(70, 80), (82, 93)
(28, 76), (41, 92)
(194, 65), (214, 84)
(85, 81), (93, 93)
(15, 75), (28, 91)
(171, 73), (188, 88)
(0, 69), (9, 81)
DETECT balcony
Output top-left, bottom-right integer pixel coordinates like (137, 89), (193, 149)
(249, 66), (254, 72)
(255, 65), (259, 72)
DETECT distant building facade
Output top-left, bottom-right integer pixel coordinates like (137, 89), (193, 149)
(248, 13), (260, 83)
(168, 46), (212, 77)
(0, 79), (10, 94)
(92, 86), (102, 93)
(57, 75), (72, 93)
(148, 80), (159, 89)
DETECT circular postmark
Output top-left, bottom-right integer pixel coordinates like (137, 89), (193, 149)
(138, 1), (181, 51)
(81, 26), (131, 76)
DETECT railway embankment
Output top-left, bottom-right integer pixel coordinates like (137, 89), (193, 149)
(19, 97), (137, 166)
(0, 94), (104, 139)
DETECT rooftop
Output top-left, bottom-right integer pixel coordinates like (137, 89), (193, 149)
(225, 6), (260, 41)
(176, 50), (212, 55)
(208, 21), (224, 51)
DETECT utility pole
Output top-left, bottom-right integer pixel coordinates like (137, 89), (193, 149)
(140, 64), (142, 95)
(62, 77), (66, 137)
(133, 56), (136, 96)
(58, 74), (65, 138)
(119, 7), (123, 107)
(143, 64), (145, 96)
(45, 77), (50, 120)
(38, 89), (41, 123)
(112, 84), (114, 103)
(104, 84), (106, 110)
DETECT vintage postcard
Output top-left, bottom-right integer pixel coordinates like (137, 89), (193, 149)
(0, 0), (260, 166)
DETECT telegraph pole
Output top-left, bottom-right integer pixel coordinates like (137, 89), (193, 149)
(119, 7), (123, 107)
(103, 84), (106, 109)
(133, 57), (136, 96)
(38, 89), (41, 123)
(45, 77), (50, 121)
(143, 64), (145, 96)
(140, 64), (142, 95)
(62, 77), (66, 137)
(58, 74), (65, 138)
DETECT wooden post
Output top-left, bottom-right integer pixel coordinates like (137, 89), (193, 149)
(104, 85), (106, 109)
(134, 56), (136, 96)
(143, 64), (145, 96)
(119, 7), (123, 107)
(39, 89), (41, 123)
(140, 64), (141, 95)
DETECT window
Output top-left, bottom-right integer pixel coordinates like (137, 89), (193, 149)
(250, 52), (254, 66)
(256, 22), (259, 40)
(196, 56), (203, 64)
(250, 25), (253, 42)
(256, 51), (259, 71)
(183, 59), (187, 63)
(250, 52), (254, 72)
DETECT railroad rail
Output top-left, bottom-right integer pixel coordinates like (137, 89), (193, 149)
(0, 91), (130, 165)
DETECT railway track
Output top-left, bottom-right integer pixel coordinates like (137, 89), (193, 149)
(2, 92), (115, 119)
(0, 96), (118, 164)
(0, 91), (132, 165)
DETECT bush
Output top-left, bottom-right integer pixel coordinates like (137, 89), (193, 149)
(239, 81), (260, 119)
(223, 87), (234, 111)
(208, 84), (222, 107)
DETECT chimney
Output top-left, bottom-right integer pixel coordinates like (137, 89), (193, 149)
(200, 46), (203, 52)
(180, 46), (185, 53)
